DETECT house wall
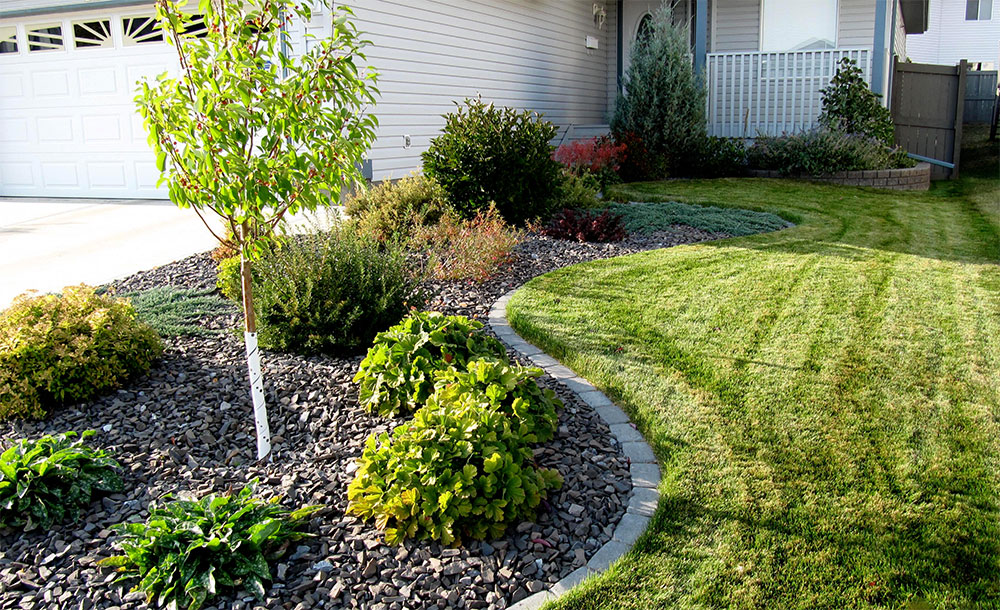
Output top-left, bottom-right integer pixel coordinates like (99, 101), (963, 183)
(343, 0), (614, 181)
(906, 0), (1000, 68)
(893, 0), (907, 58)
(710, 0), (759, 52)
(838, 0), (877, 47)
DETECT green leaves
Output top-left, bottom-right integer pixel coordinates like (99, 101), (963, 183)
(135, 0), (379, 264)
(346, 391), (562, 546)
(0, 431), (123, 530)
(348, 314), (563, 546)
(101, 482), (320, 610)
(354, 311), (507, 417)
(0, 285), (163, 421)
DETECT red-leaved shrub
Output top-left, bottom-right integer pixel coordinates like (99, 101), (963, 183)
(552, 136), (626, 176)
(542, 208), (627, 243)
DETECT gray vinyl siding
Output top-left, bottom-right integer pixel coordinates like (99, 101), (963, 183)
(345, 0), (613, 181)
(607, 1), (619, 117)
(711, 0), (759, 52)
(838, 0), (876, 47)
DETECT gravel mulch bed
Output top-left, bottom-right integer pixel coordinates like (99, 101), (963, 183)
(0, 226), (727, 610)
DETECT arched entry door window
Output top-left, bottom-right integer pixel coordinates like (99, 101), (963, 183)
(636, 13), (653, 44)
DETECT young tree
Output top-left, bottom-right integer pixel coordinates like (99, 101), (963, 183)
(611, 4), (705, 178)
(136, 0), (378, 460)
(819, 57), (894, 146)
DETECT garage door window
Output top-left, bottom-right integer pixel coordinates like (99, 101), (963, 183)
(122, 16), (163, 45)
(0, 26), (17, 54)
(73, 20), (112, 49)
(27, 23), (64, 52)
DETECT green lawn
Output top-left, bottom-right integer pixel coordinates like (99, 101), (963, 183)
(509, 134), (1000, 609)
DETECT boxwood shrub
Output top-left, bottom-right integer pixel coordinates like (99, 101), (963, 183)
(353, 311), (507, 417)
(422, 97), (563, 225)
(0, 285), (162, 421)
(346, 390), (563, 545)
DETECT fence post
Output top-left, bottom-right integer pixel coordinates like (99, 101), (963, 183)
(952, 59), (967, 179)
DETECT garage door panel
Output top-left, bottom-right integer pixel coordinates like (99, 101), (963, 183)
(0, 8), (176, 198)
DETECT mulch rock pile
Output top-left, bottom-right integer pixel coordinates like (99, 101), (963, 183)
(0, 227), (727, 610)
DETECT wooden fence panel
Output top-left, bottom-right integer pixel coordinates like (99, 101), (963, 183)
(891, 60), (967, 180)
(965, 70), (998, 124)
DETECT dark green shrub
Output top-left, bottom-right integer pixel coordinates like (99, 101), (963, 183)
(694, 136), (749, 177)
(610, 201), (790, 237)
(123, 286), (233, 337)
(346, 173), (450, 242)
(0, 285), (163, 420)
(100, 483), (319, 610)
(820, 57), (895, 145)
(217, 225), (422, 355)
(433, 358), (561, 443)
(611, 5), (706, 177)
(0, 431), (123, 530)
(353, 311), (507, 417)
(346, 390), (563, 545)
(747, 129), (915, 176)
(422, 97), (563, 225)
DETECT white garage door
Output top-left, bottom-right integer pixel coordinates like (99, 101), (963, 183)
(0, 8), (179, 198)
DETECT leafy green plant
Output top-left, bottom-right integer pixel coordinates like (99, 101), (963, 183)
(820, 57), (895, 145)
(123, 286), (234, 337)
(422, 97), (563, 225)
(347, 391), (562, 545)
(346, 173), (450, 242)
(611, 5), (706, 177)
(0, 285), (163, 421)
(747, 129), (915, 176)
(609, 201), (790, 237)
(433, 358), (561, 443)
(354, 311), (507, 417)
(218, 224), (422, 356)
(100, 483), (320, 610)
(412, 205), (524, 283)
(0, 431), (123, 530)
(137, 0), (379, 460)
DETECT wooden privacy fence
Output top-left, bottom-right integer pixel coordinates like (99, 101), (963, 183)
(891, 60), (967, 179)
(965, 70), (998, 124)
(706, 49), (871, 138)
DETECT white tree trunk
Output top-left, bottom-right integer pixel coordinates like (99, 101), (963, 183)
(244, 330), (272, 460)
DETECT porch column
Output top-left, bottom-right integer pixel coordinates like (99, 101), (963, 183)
(871, 0), (889, 97)
(693, 0), (707, 79)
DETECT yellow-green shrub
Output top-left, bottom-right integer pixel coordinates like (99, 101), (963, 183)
(346, 173), (450, 242)
(0, 286), (162, 420)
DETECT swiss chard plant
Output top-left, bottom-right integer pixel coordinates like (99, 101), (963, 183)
(353, 311), (507, 416)
(0, 430), (123, 530)
(433, 358), (561, 443)
(100, 483), (319, 610)
(347, 391), (563, 545)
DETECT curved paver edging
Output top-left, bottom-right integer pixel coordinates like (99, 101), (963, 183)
(488, 290), (661, 610)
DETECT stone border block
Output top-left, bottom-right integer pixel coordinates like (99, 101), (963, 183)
(490, 291), (661, 607)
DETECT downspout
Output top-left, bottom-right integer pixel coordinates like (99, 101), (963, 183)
(886, 0), (898, 107)
(617, 0), (624, 94)
(694, 0), (708, 82)
(871, 0), (889, 98)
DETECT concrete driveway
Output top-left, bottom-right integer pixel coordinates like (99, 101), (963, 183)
(0, 197), (221, 309)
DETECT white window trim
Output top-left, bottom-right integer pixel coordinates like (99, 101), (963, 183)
(758, 0), (841, 53)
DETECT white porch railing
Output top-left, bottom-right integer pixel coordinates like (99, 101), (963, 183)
(706, 49), (872, 138)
